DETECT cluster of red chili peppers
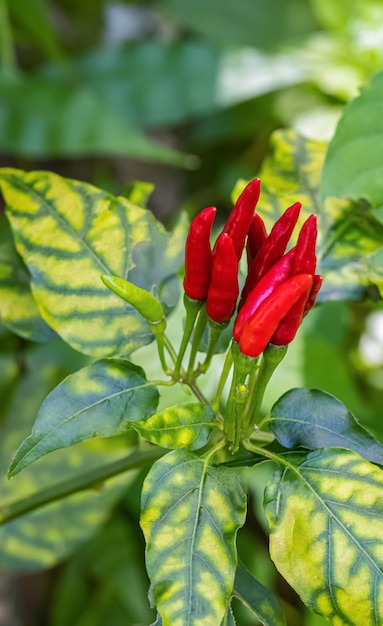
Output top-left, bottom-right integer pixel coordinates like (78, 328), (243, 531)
(184, 178), (322, 357)
(183, 178), (322, 448)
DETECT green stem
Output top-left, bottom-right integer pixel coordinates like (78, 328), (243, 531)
(242, 343), (287, 437)
(0, 0), (16, 75)
(224, 343), (253, 451)
(0, 448), (164, 526)
(186, 306), (208, 377)
(173, 295), (203, 378)
(155, 331), (171, 375)
(163, 334), (178, 365)
(211, 346), (233, 411)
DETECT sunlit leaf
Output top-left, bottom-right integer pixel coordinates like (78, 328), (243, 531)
(0, 168), (184, 356)
(8, 358), (159, 477)
(270, 388), (383, 465)
(133, 403), (216, 450)
(320, 70), (383, 211)
(264, 448), (383, 625)
(141, 449), (247, 626)
(233, 562), (286, 626)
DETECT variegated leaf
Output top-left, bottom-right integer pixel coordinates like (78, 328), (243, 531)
(265, 448), (383, 625)
(141, 449), (247, 626)
(0, 168), (184, 356)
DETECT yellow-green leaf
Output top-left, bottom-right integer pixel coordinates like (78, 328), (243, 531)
(0, 216), (54, 341)
(8, 358), (159, 477)
(0, 168), (184, 356)
(141, 449), (247, 626)
(264, 448), (383, 626)
(133, 403), (217, 450)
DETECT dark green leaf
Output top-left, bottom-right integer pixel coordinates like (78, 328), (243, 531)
(269, 388), (383, 465)
(133, 403), (216, 450)
(141, 449), (247, 626)
(0, 168), (184, 356)
(233, 562), (286, 626)
(265, 448), (383, 625)
(8, 358), (159, 477)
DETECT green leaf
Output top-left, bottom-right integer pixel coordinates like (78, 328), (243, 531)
(162, 0), (313, 48)
(54, 43), (303, 128)
(270, 388), (383, 465)
(320, 71), (383, 211)
(141, 449), (247, 626)
(233, 562), (286, 626)
(0, 216), (54, 341)
(0, 74), (193, 166)
(8, 358), (159, 477)
(0, 168), (184, 356)
(264, 448), (383, 625)
(133, 403), (217, 450)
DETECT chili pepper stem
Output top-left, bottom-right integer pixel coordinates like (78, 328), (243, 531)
(224, 343), (253, 451)
(242, 343), (287, 437)
(186, 306), (208, 377)
(211, 346), (234, 411)
(172, 295), (203, 379)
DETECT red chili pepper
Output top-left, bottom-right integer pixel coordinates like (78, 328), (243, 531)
(246, 213), (267, 266)
(292, 214), (317, 275)
(242, 202), (301, 303)
(233, 248), (295, 342)
(183, 206), (216, 301)
(206, 233), (239, 323)
(239, 274), (313, 358)
(304, 274), (322, 315)
(223, 178), (261, 260)
(271, 286), (311, 346)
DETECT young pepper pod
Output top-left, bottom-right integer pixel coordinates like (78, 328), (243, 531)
(101, 274), (166, 333)
(222, 178), (261, 259)
(206, 233), (239, 323)
(183, 206), (216, 301)
(239, 274), (313, 358)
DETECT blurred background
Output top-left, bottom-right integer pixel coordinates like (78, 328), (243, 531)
(1, 0), (383, 624)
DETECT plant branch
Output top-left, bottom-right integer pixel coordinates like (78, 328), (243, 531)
(0, 447), (164, 526)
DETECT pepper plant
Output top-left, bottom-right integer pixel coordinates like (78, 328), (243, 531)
(2, 73), (383, 626)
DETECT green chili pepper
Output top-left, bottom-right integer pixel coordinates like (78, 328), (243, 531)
(101, 274), (166, 332)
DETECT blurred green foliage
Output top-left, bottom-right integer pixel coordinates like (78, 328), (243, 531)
(1, 1), (383, 625)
